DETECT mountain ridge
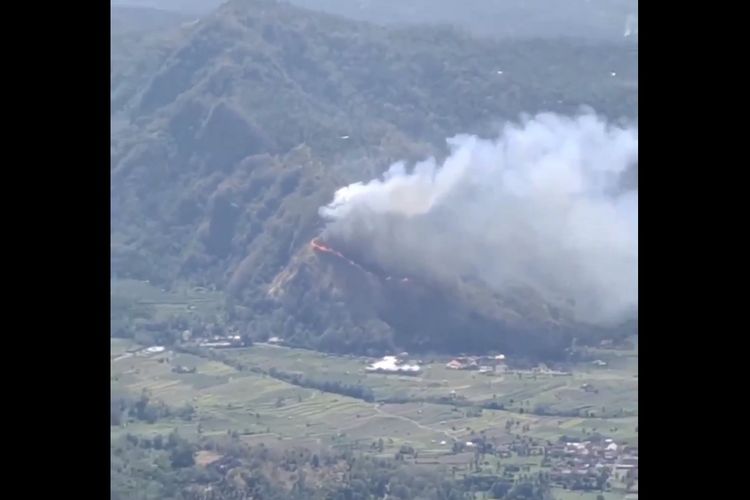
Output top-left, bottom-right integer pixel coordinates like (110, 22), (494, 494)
(111, 0), (637, 356)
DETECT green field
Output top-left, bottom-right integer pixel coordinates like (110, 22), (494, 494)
(221, 344), (638, 420)
(111, 279), (637, 498)
(551, 489), (628, 500)
(111, 278), (225, 320)
(112, 340), (638, 457)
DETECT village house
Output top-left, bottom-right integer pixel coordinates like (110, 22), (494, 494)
(528, 445), (545, 456)
(446, 354), (506, 371)
(446, 357), (478, 370)
(172, 365), (197, 374)
(366, 356), (421, 375)
(199, 335), (246, 348)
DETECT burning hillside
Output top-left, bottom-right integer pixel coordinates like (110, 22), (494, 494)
(264, 112), (636, 358)
(267, 232), (585, 359)
(319, 111), (638, 327)
(309, 239), (414, 284)
(310, 239), (366, 271)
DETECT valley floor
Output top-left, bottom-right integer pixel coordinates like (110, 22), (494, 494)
(111, 336), (638, 498)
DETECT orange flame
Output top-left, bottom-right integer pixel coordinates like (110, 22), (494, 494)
(310, 239), (346, 259)
(310, 239), (365, 271)
(310, 239), (413, 284)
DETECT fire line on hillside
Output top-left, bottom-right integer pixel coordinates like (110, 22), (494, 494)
(310, 239), (412, 285)
(310, 238), (363, 269)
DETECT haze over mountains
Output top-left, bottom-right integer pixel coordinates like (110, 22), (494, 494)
(112, 0), (639, 41)
(111, 0), (638, 357)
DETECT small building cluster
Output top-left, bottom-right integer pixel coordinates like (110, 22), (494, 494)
(366, 355), (421, 375)
(172, 365), (197, 374)
(446, 354), (506, 372)
(198, 335), (247, 348)
(530, 364), (570, 376)
(546, 439), (638, 491)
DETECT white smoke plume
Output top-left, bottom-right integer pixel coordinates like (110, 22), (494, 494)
(624, 13), (638, 38)
(320, 111), (637, 326)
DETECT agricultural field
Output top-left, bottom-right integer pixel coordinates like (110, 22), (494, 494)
(111, 277), (637, 498)
(551, 490), (627, 500)
(111, 339), (638, 466)
(221, 344), (638, 420)
(111, 278), (225, 320)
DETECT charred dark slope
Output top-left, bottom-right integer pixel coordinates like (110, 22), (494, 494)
(374, 281), (572, 359)
(267, 241), (592, 359)
(111, 0), (637, 356)
(302, 232), (612, 358)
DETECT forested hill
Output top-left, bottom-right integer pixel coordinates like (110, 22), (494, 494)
(288, 0), (638, 42)
(111, 0), (637, 356)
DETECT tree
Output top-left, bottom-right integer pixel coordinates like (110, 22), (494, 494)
(142, 404), (159, 424)
(177, 404), (195, 421)
(490, 481), (511, 498)
(170, 441), (195, 468)
(110, 399), (125, 426)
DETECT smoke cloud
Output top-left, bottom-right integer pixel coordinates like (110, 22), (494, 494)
(320, 111), (637, 326)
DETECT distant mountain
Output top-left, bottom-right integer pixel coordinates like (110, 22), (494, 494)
(111, 6), (194, 119)
(111, 0), (224, 15)
(112, 0), (639, 41)
(111, 0), (637, 357)
(287, 0), (638, 41)
(111, 6), (192, 35)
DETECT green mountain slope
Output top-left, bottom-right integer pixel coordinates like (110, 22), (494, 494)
(111, 0), (637, 356)
(289, 0), (638, 41)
